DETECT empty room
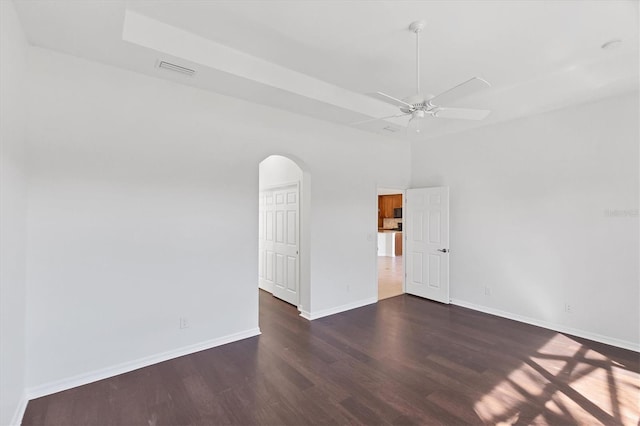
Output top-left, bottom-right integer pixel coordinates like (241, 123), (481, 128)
(1, 1), (638, 425)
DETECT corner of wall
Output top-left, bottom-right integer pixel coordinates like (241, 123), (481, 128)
(9, 394), (28, 426)
(0, 1), (30, 425)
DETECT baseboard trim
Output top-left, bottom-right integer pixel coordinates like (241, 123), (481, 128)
(9, 392), (28, 426)
(450, 298), (639, 352)
(299, 309), (312, 320)
(300, 297), (378, 321)
(26, 327), (261, 400)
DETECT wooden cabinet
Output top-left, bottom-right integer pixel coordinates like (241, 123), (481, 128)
(381, 196), (392, 219)
(378, 194), (402, 219)
(395, 232), (403, 256)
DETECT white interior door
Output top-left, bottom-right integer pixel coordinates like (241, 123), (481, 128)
(259, 183), (299, 306)
(405, 187), (450, 303)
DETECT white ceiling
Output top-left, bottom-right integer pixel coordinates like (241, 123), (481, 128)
(13, 0), (639, 140)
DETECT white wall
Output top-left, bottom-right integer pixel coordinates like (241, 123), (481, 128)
(0, 1), (29, 424)
(24, 47), (410, 391)
(411, 93), (639, 349)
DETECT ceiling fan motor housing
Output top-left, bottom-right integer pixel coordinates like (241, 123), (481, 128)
(399, 93), (436, 114)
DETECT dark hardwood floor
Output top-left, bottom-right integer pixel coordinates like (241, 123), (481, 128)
(23, 291), (640, 425)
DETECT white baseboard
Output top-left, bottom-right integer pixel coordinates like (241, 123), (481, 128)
(450, 298), (639, 352)
(26, 328), (261, 400)
(9, 393), (28, 426)
(300, 297), (378, 321)
(299, 309), (312, 320)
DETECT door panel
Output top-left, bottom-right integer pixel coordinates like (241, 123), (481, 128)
(412, 211), (424, 240)
(265, 211), (274, 241)
(411, 252), (423, 284)
(275, 253), (284, 286)
(286, 256), (297, 291)
(266, 251), (274, 281)
(287, 211), (296, 244)
(428, 254), (441, 288)
(405, 187), (450, 303)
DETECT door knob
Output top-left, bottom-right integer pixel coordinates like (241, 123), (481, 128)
(437, 248), (449, 253)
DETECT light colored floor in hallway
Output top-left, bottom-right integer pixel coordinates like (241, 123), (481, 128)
(378, 255), (404, 300)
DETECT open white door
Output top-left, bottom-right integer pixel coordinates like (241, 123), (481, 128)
(405, 187), (450, 303)
(259, 183), (299, 306)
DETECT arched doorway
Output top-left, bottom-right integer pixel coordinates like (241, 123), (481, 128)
(258, 155), (310, 314)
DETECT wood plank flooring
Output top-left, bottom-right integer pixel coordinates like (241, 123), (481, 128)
(23, 291), (640, 425)
(378, 256), (404, 301)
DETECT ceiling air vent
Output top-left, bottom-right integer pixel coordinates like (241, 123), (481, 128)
(383, 126), (400, 133)
(157, 61), (196, 77)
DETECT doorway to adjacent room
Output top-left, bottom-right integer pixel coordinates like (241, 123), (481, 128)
(258, 155), (303, 308)
(377, 188), (405, 300)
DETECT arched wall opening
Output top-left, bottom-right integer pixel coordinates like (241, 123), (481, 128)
(258, 155), (311, 316)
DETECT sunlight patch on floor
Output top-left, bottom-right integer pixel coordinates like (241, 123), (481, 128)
(473, 334), (640, 425)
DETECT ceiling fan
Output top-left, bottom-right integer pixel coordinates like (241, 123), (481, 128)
(356, 20), (492, 134)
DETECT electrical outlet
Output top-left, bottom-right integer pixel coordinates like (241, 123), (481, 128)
(564, 304), (573, 314)
(484, 286), (491, 296)
(179, 317), (189, 329)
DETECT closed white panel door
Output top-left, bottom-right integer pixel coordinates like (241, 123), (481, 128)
(258, 183), (299, 306)
(405, 187), (450, 304)
(271, 184), (299, 306)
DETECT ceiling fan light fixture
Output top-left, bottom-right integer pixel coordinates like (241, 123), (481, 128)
(408, 110), (426, 134)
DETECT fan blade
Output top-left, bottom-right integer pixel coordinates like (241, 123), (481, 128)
(351, 113), (410, 126)
(374, 92), (415, 109)
(433, 107), (491, 121)
(429, 77), (490, 106)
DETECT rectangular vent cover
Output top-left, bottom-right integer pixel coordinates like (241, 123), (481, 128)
(157, 61), (196, 76)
